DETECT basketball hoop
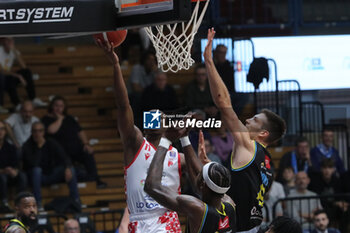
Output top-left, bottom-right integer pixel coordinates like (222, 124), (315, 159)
(144, 0), (210, 73)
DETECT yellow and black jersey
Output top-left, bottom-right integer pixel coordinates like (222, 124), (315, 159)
(3, 219), (29, 233)
(228, 141), (273, 231)
(187, 202), (236, 233)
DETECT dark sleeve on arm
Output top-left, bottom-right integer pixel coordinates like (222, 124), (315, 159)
(70, 115), (82, 132)
(41, 116), (55, 132)
(50, 139), (72, 167)
(21, 142), (32, 172)
(8, 144), (20, 168)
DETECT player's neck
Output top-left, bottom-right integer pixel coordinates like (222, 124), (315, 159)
(205, 195), (222, 210)
(211, 197), (223, 211)
(256, 139), (267, 148)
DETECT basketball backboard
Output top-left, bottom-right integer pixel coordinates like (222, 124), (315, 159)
(0, 0), (191, 37)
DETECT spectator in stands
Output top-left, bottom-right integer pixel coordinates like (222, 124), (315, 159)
(213, 44), (234, 93)
(22, 122), (81, 210)
(286, 171), (322, 230)
(5, 100), (39, 148)
(121, 28), (150, 63)
(0, 120), (27, 212)
(211, 123), (234, 164)
(203, 138), (222, 164)
(64, 219), (80, 233)
(140, 71), (177, 112)
(258, 216), (302, 233)
(311, 210), (340, 233)
(276, 137), (313, 182)
(213, 44), (248, 116)
(0, 38), (47, 111)
(262, 180), (285, 224)
(188, 110), (211, 152)
(0, 73), (8, 114)
(127, 50), (157, 128)
(310, 128), (346, 174)
(184, 63), (218, 118)
(309, 158), (349, 233)
(41, 96), (106, 188)
(281, 166), (296, 196)
(128, 50), (157, 95)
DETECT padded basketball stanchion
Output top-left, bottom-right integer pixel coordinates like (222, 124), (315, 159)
(144, 0), (210, 73)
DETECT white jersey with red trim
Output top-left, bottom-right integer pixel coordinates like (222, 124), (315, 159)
(125, 138), (181, 222)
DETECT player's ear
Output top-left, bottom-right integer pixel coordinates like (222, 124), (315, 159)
(260, 129), (269, 138)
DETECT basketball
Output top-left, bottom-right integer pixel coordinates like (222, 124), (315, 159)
(93, 30), (128, 47)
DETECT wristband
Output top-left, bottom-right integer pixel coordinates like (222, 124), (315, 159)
(159, 137), (172, 149)
(180, 136), (191, 147)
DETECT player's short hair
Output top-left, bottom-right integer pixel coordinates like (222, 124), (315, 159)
(208, 163), (231, 195)
(261, 109), (286, 144)
(320, 158), (335, 168)
(269, 216), (302, 233)
(15, 192), (35, 207)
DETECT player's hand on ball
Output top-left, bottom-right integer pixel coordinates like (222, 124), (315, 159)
(95, 39), (119, 65)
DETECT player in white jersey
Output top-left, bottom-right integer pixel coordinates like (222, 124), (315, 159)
(97, 40), (183, 233)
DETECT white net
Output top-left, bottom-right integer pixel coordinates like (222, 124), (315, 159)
(144, 0), (210, 73)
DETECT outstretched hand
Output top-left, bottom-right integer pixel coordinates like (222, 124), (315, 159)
(203, 28), (216, 62)
(95, 39), (119, 65)
(198, 130), (211, 164)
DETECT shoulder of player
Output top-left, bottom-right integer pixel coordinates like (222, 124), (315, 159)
(124, 125), (144, 150)
(221, 195), (235, 210)
(5, 225), (26, 233)
(176, 195), (205, 214)
(231, 141), (256, 169)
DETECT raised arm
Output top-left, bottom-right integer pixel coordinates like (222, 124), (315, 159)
(203, 28), (254, 165)
(46, 114), (64, 134)
(181, 133), (203, 189)
(96, 40), (143, 166)
(144, 134), (205, 231)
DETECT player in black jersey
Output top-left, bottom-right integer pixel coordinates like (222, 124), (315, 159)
(203, 28), (286, 233)
(4, 192), (37, 233)
(144, 127), (236, 233)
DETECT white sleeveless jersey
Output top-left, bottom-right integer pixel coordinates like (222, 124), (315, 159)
(125, 138), (181, 221)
